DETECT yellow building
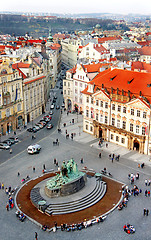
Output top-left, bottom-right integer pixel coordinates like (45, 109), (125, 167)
(0, 59), (24, 135)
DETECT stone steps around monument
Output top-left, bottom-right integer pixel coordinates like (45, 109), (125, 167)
(30, 187), (46, 208)
(45, 180), (107, 215)
(51, 183), (106, 215)
(49, 178), (100, 207)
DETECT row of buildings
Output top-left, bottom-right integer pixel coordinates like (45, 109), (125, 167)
(0, 35), (61, 135)
(62, 29), (151, 156)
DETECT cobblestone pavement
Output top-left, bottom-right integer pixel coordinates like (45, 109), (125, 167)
(0, 111), (151, 240)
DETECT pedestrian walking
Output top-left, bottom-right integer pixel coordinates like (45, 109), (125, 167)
(17, 172), (20, 176)
(144, 208), (146, 216)
(33, 167), (35, 172)
(6, 204), (9, 211)
(54, 158), (56, 165)
(80, 158), (84, 164)
(145, 179), (148, 186)
(65, 129), (68, 134)
(35, 232), (38, 240)
(106, 143), (108, 148)
(10, 148), (12, 154)
(43, 164), (46, 170)
(145, 189), (148, 197)
(148, 190), (150, 197)
(111, 157), (113, 163)
(2, 183), (4, 189)
(146, 209), (149, 216)
(99, 152), (102, 158)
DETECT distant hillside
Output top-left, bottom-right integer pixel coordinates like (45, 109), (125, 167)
(0, 14), (117, 37)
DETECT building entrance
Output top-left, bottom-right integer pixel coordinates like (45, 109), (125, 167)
(133, 140), (139, 151)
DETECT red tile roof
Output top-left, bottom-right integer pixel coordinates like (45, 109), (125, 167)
(94, 44), (109, 54)
(24, 75), (45, 85)
(138, 46), (151, 56)
(131, 61), (151, 73)
(98, 36), (122, 44)
(82, 68), (151, 103)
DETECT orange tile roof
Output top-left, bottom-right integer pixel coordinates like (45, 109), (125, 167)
(12, 62), (31, 69)
(83, 68), (151, 103)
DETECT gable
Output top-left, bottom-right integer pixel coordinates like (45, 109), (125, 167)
(93, 89), (110, 101)
(126, 98), (150, 110)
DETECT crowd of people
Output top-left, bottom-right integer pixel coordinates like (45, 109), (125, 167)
(50, 216), (106, 232)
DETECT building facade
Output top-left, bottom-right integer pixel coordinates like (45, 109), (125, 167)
(82, 69), (151, 155)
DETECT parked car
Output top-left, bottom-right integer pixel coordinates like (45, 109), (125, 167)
(46, 123), (53, 129)
(0, 143), (10, 150)
(27, 128), (33, 132)
(9, 137), (19, 143)
(35, 123), (43, 129)
(49, 111), (53, 115)
(50, 104), (54, 109)
(2, 140), (12, 146)
(34, 125), (40, 131)
(7, 138), (15, 145)
(32, 127), (37, 133)
(39, 120), (47, 126)
(27, 144), (41, 154)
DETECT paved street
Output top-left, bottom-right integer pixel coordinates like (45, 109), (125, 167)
(0, 96), (151, 239)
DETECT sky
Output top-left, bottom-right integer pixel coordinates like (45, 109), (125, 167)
(1, 0), (151, 15)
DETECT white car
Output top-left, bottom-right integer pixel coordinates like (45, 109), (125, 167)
(50, 104), (54, 109)
(0, 143), (10, 150)
(27, 144), (41, 154)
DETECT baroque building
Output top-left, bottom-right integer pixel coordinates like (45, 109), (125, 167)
(82, 68), (151, 155)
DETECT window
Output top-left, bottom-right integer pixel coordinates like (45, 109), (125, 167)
(68, 82), (70, 87)
(105, 102), (108, 109)
(100, 101), (103, 107)
(122, 121), (126, 129)
(90, 126), (93, 132)
(137, 110), (140, 117)
(112, 118), (115, 126)
(80, 83), (82, 87)
(64, 82), (66, 86)
(123, 107), (126, 113)
(86, 124), (88, 130)
(143, 112), (146, 118)
(75, 89), (77, 94)
(116, 136), (119, 142)
(68, 90), (70, 95)
(91, 98), (93, 104)
(100, 115), (103, 123)
(105, 116), (108, 124)
(17, 103), (21, 112)
(112, 104), (115, 110)
(75, 81), (78, 86)
(96, 113), (98, 121)
(86, 97), (89, 103)
(117, 120), (120, 128)
(86, 110), (89, 117)
(131, 109), (134, 115)
(142, 127), (145, 135)
(130, 123), (133, 132)
(117, 105), (121, 112)
(0, 111), (1, 119)
(136, 125), (139, 134)
(121, 138), (125, 144)
(6, 108), (10, 117)
(96, 100), (98, 106)
(91, 110), (94, 118)
(111, 134), (114, 140)
(64, 90), (66, 94)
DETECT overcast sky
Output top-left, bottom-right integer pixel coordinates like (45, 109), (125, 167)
(1, 0), (151, 15)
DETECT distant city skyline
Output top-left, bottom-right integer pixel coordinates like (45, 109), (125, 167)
(1, 0), (151, 15)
